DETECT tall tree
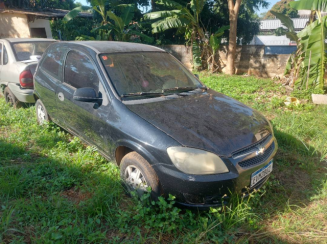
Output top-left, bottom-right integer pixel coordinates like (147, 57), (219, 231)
(226, 0), (242, 75)
(264, 0), (298, 19)
(225, 0), (268, 75)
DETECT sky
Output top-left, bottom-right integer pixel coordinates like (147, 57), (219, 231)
(258, 0), (280, 14)
(76, 0), (280, 13)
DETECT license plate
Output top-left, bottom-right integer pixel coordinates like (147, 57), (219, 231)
(250, 161), (273, 187)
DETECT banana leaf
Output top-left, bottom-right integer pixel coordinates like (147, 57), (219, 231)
(115, 4), (135, 26)
(298, 16), (327, 90)
(144, 10), (181, 20)
(210, 34), (220, 53)
(151, 17), (189, 33)
(190, 0), (205, 16)
(215, 25), (230, 35)
(290, 0), (327, 12)
(107, 11), (124, 32)
(270, 10), (298, 42)
(270, 10), (295, 32)
(284, 55), (293, 75)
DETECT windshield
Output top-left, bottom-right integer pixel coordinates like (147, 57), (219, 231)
(100, 52), (202, 98)
(12, 42), (55, 61)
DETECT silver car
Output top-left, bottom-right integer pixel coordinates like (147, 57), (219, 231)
(0, 38), (56, 108)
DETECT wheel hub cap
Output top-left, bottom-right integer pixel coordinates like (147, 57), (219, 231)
(124, 165), (149, 191)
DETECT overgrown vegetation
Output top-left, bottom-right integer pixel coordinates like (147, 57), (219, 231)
(1, 74), (327, 243)
(272, 0), (327, 93)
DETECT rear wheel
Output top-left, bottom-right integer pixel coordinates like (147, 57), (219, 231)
(120, 152), (160, 199)
(4, 87), (22, 108)
(35, 99), (50, 125)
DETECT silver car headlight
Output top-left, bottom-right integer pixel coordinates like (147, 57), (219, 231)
(167, 147), (229, 175)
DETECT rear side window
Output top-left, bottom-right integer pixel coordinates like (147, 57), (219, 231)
(41, 45), (65, 79)
(64, 50), (99, 92)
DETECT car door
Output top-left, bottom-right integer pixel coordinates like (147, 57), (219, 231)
(56, 49), (103, 143)
(35, 44), (67, 124)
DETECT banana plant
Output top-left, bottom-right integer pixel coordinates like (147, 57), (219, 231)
(207, 26), (230, 72)
(288, 0), (327, 91)
(296, 16), (327, 90)
(144, 0), (206, 70)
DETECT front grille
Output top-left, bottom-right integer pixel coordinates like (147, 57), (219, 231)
(238, 142), (275, 168)
(232, 135), (272, 158)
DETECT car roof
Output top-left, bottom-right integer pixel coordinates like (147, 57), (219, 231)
(66, 41), (166, 54)
(3, 38), (56, 43)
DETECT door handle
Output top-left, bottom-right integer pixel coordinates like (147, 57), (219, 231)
(58, 92), (64, 101)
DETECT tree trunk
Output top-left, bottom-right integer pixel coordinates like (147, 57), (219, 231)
(226, 0), (242, 75)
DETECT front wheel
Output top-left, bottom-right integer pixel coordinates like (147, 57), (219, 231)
(4, 87), (22, 108)
(35, 99), (50, 125)
(120, 151), (160, 199)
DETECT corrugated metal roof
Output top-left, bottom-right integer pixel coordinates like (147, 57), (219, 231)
(260, 18), (308, 31)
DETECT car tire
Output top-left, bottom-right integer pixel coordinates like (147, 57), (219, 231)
(35, 99), (50, 125)
(4, 87), (22, 108)
(120, 151), (160, 199)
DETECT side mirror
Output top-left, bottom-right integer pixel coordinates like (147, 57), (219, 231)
(194, 74), (199, 79)
(73, 87), (102, 103)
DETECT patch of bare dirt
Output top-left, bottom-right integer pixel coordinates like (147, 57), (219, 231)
(60, 187), (92, 205)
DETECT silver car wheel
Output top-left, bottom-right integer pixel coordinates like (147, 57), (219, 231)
(37, 104), (46, 124)
(124, 165), (149, 192)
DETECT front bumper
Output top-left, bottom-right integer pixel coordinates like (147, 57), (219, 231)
(154, 137), (278, 208)
(8, 83), (35, 103)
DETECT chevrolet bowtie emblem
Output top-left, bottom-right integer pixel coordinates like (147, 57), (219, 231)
(256, 147), (265, 155)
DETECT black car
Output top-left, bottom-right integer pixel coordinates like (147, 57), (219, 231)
(34, 41), (277, 208)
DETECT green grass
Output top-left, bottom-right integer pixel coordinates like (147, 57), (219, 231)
(1, 74), (327, 243)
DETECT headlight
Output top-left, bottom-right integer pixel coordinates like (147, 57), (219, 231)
(167, 147), (229, 175)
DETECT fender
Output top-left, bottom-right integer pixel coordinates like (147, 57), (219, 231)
(115, 139), (159, 167)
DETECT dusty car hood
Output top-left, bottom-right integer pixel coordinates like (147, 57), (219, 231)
(126, 90), (271, 157)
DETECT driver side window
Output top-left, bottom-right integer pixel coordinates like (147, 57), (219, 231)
(64, 50), (99, 92)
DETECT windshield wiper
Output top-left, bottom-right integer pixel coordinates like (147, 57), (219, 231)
(121, 92), (164, 98)
(162, 86), (207, 93)
(162, 87), (196, 93)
